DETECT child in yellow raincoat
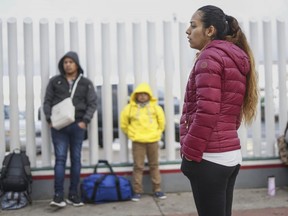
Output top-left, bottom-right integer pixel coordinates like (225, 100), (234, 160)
(120, 82), (166, 201)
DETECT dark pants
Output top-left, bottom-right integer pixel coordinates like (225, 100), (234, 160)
(181, 157), (240, 216)
(51, 122), (85, 196)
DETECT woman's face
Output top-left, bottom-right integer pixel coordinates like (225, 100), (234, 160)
(186, 11), (212, 50)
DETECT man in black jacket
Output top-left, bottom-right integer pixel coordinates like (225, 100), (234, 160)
(43, 51), (97, 207)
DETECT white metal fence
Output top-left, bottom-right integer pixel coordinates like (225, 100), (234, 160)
(0, 17), (287, 168)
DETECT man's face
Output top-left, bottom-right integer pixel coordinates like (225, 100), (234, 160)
(63, 57), (78, 75)
(136, 92), (150, 103)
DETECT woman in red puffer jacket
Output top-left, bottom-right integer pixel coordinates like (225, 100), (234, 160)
(180, 5), (258, 216)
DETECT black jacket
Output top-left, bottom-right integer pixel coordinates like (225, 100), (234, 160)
(43, 51), (97, 125)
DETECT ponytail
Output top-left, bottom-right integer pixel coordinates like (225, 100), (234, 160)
(225, 15), (259, 125)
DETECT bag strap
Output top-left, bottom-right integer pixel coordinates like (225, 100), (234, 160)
(91, 174), (107, 202)
(93, 160), (115, 174)
(0, 152), (15, 180)
(23, 191), (32, 204)
(19, 152), (33, 194)
(114, 176), (122, 200)
(19, 152), (32, 180)
(128, 104), (132, 124)
(285, 121), (288, 136)
(70, 74), (82, 99)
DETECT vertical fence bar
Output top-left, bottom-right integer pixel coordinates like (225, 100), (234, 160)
(85, 19), (99, 165)
(178, 22), (190, 115)
(263, 19), (276, 156)
(276, 19), (287, 134)
(7, 17), (20, 151)
(55, 18), (65, 74)
(0, 19), (5, 165)
(163, 21), (175, 160)
(39, 18), (52, 167)
(117, 22), (129, 162)
(70, 17), (79, 53)
(147, 21), (157, 96)
(101, 22), (113, 162)
(236, 21), (248, 157)
(238, 124), (248, 157)
(24, 17), (36, 166)
(249, 19), (262, 157)
(132, 22), (143, 86)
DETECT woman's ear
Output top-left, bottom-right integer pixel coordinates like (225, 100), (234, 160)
(206, 25), (216, 38)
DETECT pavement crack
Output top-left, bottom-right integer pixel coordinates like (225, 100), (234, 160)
(153, 198), (165, 216)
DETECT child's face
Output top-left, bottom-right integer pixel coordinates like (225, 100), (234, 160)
(136, 92), (150, 103)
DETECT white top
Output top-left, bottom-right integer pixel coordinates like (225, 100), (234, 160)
(202, 149), (242, 167)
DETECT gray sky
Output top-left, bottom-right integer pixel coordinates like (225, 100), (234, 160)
(0, 0), (287, 22)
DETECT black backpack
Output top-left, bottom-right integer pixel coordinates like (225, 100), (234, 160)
(0, 149), (32, 202)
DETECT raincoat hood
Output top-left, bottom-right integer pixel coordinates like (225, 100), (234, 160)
(130, 83), (157, 104)
(58, 51), (84, 75)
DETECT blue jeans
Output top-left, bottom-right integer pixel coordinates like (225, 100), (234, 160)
(51, 122), (85, 196)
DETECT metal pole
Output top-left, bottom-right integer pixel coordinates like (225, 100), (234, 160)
(70, 17), (79, 53)
(249, 19), (262, 157)
(24, 17), (36, 166)
(163, 21), (175, 160)
(263, 19), (276, 156)
(85, 19), (99, 165)
(276, 18), (287, 134)
(132, 22), (143, 86)
(147, 21), (157, 96)
(101, 22), (113, 162)
(117, 22), (129, 162)
(0, 19), (5, 166)
(7, 17), (20, 151)
(55, 18), (65, 75)
(39, 18), (52, 167)
(178, 22), (191, 115)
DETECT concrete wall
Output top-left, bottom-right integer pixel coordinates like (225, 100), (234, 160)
(30, 159), (288, 200)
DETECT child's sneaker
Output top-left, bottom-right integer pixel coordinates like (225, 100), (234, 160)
(50, 194), (66, 207)
(154, 191), (167, 199)
(131, 193), (141, 202)
(66, 194), (84, 207)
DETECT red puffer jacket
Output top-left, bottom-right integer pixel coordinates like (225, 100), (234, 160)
(180, 40), (250, 162)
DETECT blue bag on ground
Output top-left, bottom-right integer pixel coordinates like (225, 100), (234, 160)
(81, 160), (132, 203)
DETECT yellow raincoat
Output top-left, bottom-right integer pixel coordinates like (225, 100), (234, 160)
(120, 83), (165, 143)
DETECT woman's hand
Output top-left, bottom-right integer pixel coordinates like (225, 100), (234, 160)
(78, 121), (87, 129)
(185, 156), (192, 161)
(181, 153), (192, 161)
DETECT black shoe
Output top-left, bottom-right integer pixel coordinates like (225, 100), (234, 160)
(66, 194), (84, 207)
(50, 194), (66, 207)
(131, 193), (141, 202)
(154, 191), (167, 199)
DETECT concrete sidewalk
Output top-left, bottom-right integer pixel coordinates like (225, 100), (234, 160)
(1, 188), (288, 216)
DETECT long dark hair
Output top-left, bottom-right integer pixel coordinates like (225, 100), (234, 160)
(197, 5), (259, 125)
